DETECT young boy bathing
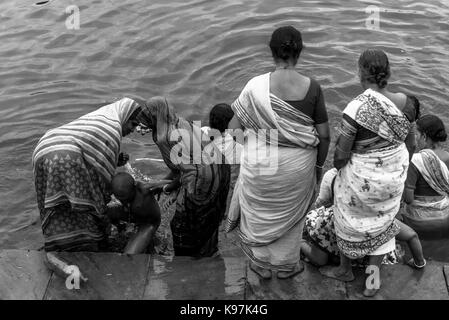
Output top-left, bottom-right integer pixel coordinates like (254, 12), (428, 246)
(109, 172), (163, 254)
(202, 103), (242, 219)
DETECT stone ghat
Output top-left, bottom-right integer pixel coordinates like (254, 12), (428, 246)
(0, 249), (448, 300)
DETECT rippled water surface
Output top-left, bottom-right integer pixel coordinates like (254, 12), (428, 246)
(1, 0), (448, 259)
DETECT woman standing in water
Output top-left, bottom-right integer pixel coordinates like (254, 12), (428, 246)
(403, 115), (449, 239)
(32, 98), (141, 252)
(320, 49), (417, 297)
(136, 97), (230, 257)
(227, 26), (330, 279)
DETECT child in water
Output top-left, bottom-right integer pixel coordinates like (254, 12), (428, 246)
(202, 103), (242, 219)
(109, 172), (162, 254)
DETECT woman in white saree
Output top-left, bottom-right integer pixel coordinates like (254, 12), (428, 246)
(403, 115), (449, 239)
(226, 26), (330, 279)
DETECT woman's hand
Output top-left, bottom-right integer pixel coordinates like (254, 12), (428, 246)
(117, 152), (129, 167)
(136, 125), (151, 135)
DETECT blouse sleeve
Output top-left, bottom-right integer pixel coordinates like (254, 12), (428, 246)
(405, 162), (419, 190)
(313, 82), (329, 124)
(402, 96), (417, 123)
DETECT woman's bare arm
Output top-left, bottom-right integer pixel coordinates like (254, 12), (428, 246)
(403, 188), (414, 204)
(333, 133), (354, 170)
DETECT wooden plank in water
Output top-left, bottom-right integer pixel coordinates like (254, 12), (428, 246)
(0, 250), (52, 300)
(143, 255), (246, 300)
(246, 262), (347, 300)
(346, 262), (449, 300)
(44, 252), (150, 300)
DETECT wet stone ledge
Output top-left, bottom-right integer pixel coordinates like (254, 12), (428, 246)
(0, 249), (448, 300)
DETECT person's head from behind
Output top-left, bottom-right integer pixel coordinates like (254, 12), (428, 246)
(111, 172), (136, 204)
(416, 114), (447, 149)
(358, 49), (391, 90)
(209, 103), (234, 134)
(269, 26), (303, 67)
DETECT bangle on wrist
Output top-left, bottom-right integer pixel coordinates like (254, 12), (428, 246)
(316, 164), (324, 169)
(162, 184), (170, 194)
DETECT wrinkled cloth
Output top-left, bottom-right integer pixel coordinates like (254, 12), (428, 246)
(32, 97), (141, 251)
(228, 73), (320, 270)
(137, 97), (230, 257)
(333, 89), (410, 259)
(404, 149), (449, 238)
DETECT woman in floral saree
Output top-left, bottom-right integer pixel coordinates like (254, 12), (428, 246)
(320, 49), (416, 297)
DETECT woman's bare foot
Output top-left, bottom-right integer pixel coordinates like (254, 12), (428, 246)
(319, 265), (355, 282)
(250, 262), (272, 280)
(406, 258), (426, 270)
(277, 261), (305, 279)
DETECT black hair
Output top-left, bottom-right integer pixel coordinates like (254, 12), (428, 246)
(408, 95), (421, 121)
(269, 26), (303, 63)
(209, 103), (234, 133)
(358, 49), (391, 89)
(417, 114), (447, 142)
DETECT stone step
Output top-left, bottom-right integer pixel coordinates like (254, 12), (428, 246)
(0, 249), (448, 300)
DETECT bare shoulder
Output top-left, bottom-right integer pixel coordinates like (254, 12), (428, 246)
(136, 181), (152, 194)
(296, 73), (311, 86)
(390, 92), (408, 109)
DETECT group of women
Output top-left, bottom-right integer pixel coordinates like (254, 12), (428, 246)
(32, 25), (449, 297)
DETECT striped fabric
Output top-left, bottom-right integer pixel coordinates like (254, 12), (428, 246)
(32, 97), (140, 215)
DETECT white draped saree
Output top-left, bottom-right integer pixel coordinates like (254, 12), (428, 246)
(227, 73), (320, 271)
(404, 149), (449, 238)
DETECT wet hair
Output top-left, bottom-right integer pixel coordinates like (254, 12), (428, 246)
(416, 114), (447, 142)
(269, 26), (303, 63)
(111, 172), (135, 199)
(358, 49), (391, 89)
(209, 103), (234, 133)
(408, 95), (421, 121)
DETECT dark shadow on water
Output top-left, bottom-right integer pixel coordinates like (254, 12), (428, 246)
(35, 1), (51, 5)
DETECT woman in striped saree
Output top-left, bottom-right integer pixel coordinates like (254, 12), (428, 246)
(136, 97), (230, 257)
(32, 97), (141, 251)
(320, 49), (416, 297)
(227, 26), (330, 279)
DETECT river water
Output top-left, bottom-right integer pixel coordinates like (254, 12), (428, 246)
(0, 0), (448, 260)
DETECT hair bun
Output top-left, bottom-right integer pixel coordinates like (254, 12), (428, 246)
(280, 40), (297, 51)
(435, 128), (447, 142)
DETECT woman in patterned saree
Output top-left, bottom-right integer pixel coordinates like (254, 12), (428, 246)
(226, 26), (330, 279)
(403, 115), (449, 239)
(320, 49), (417, 297)
(32, 97), (142, 251)
(136, 97), (230, 257)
